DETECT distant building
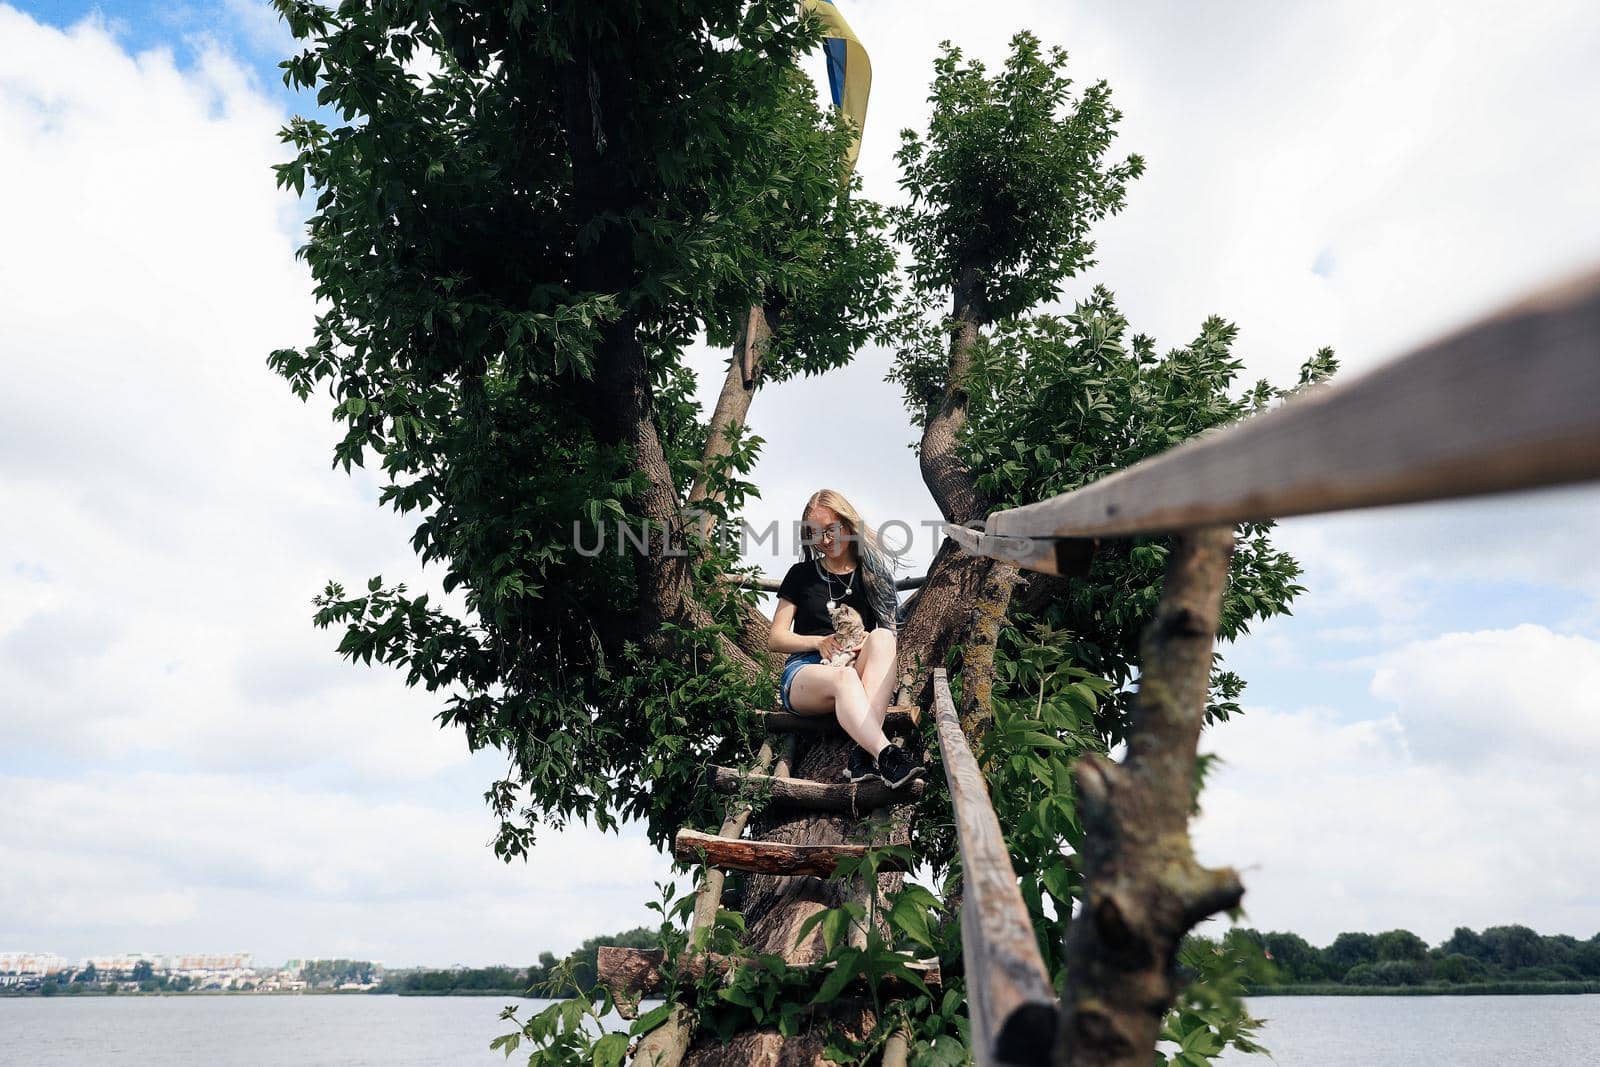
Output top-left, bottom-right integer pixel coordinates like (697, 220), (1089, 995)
(80, 954), (162, 978)
(0, 953), (69, 977)
(166, 953), (253, 972)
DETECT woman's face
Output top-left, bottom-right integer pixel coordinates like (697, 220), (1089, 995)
(804, 506), (853, 562)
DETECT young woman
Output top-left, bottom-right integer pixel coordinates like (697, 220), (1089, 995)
(767, 489), (925, 789)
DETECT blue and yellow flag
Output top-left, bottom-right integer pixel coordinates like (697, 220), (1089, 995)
(801, 0), (872, 169)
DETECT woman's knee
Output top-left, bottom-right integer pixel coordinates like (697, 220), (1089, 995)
(864, 628), (896, 653)
(830, 664), (866, 692)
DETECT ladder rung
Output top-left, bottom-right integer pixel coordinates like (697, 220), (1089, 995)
(707, 765), (925, 812)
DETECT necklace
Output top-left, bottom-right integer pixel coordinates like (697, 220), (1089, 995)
(813, 556), (857, 612)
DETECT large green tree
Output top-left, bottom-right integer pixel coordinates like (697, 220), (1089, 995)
(269, 0), (897, 858)
(271, 5), (1322, 1063)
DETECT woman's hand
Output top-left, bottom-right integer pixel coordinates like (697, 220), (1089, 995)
(816, 634), (853, 661)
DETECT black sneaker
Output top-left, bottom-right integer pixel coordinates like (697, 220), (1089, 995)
(841, 745), (877, 783)
(874, 744), (926, 790)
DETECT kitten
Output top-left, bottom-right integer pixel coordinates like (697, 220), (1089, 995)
(824, 602), (867, 666)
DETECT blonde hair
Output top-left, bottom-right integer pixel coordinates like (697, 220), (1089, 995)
(798, 489), (901, 633)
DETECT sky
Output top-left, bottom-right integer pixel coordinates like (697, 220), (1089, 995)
(2, 0), (1598, 968)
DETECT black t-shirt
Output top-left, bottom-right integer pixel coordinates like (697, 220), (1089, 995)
(776, 558), (879, 637)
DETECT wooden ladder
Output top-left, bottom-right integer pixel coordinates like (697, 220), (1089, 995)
(599, 694), (936, 1066)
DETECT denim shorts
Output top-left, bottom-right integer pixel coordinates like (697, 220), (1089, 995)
(779, 650), (824, 713)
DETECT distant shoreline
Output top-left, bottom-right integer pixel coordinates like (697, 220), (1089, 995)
(1249, 981), (1600, 997)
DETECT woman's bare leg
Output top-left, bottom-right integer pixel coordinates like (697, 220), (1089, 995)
(787, 662), (892, 755)
(851, 629), (897, 724)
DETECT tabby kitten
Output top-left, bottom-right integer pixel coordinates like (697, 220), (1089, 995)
(824, 602), (867, 666)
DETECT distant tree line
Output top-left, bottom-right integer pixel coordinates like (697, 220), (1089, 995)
(31, 966), (202, 996)
(299, 959), (376, 987)
(377, 927), (659, 997)
(1192, 924), (1600, 991)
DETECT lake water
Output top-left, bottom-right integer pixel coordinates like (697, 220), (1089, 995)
(0, 995), (609, 1065)
(1219, 995), (1600, 1066)
(4, 993), (1598, 1064)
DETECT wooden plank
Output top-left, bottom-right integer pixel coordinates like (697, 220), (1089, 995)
(955, 265), (1600, 561)
(938, 525), (1097, 578)
(759, 705), (921, 733)
(596, 946), (940, 1001)
(673, 828), (908, 877)
(942, 523), (984, 556)
(707, 765), (925, 812)
(932, 668), (1058, 1067)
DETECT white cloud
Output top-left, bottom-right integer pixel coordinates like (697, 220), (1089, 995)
(224, 0), (297, 58)
(1267, 483), (1600, 631)
(1371, 624), (1600, 767)
(0, 771), (675, 965)
(1195, 625), (1600, 945)
(0, 5), (677, 965)
(0, 5), (457, 782)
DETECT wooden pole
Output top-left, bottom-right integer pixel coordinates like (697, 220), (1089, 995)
(690, 739), (790, 944)
(630, 737), (795, 1064)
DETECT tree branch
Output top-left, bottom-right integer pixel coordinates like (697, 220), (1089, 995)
(1056, 525), (1244, 1067)
(920, 269), (993, 526)
(688, 303), (775, 541)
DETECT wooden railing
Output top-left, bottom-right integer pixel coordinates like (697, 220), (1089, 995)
(931, 668), (1057, 1066)
(947, 267), (1600, 568)
(937, 265), (1600, 1066)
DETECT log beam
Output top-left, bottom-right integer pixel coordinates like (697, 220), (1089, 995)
(673, 828), (908, 877)
(957, 265), (1600, 569)
(706, 765), (925, 813)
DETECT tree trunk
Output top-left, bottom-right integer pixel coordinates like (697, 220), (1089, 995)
(559, 45), (1021, 1063)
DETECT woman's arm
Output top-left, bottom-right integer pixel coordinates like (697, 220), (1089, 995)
(769, 599), (825, 655)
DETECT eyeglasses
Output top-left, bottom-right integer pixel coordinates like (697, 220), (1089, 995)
(804, 521), (847, 543)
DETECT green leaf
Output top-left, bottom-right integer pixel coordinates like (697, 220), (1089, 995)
(889, 894), (937, 951)
(630, 1002), (672, 1035)
(820, 907), (851, 954)
(592, 1032), (628, 1067)
(810, 949), (862, 1004)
